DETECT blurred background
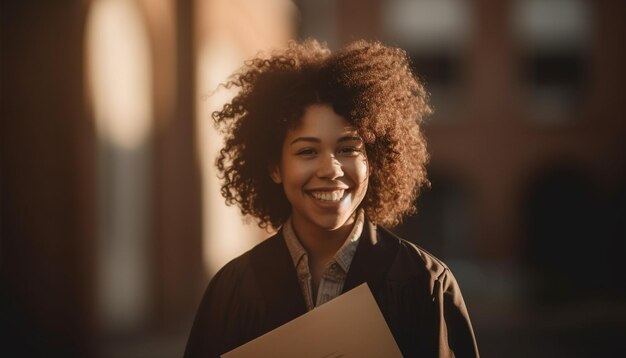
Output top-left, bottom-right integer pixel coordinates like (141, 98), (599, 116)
(1, 0), (625, 356)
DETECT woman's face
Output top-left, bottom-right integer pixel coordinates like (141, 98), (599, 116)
(271, 104), (369, 234)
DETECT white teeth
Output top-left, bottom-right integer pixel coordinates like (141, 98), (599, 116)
(310, 190), (345, 202)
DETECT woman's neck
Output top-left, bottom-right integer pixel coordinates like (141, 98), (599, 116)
(291, 215), (356, 263)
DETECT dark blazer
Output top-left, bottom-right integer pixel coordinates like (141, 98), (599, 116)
(185, 222), (479, 357)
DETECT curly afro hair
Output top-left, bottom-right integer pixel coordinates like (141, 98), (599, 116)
(213, 39), (431, 229)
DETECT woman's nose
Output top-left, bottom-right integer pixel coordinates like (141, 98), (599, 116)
(316, 154), (344, 180)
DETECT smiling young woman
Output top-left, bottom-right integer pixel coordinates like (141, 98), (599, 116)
(272, 105), (368, 240)
(271, 104), (369, 291)
(185, 40), (479, 358)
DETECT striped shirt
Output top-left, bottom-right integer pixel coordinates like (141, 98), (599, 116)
(283, 210), (364, 311)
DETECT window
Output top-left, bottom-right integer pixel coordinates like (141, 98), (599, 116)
(382, 0), (473, 122)
(514, 0), (592, 124)
(392, 174), (471, 260)
(85, 0), (153, 332)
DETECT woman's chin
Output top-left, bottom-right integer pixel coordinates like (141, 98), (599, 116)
(309, 212), (356, 232)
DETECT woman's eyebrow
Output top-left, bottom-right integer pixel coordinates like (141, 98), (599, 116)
(290, 137), (320, 145)
(290, 135), (362, 145)
(338, 135), (362, 143)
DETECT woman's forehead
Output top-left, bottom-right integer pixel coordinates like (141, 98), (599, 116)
(286, 104), (359, 139)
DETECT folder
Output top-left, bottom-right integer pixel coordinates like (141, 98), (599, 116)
(222, 283), (402, 358)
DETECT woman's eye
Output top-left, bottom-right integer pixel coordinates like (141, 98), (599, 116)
(339, 147), (361, 155)
(296, 149), (316, 156)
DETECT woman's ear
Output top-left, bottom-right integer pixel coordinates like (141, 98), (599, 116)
(269, 165), (282, 184)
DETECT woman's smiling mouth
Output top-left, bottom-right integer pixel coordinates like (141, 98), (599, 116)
(307, 189), (347, 202)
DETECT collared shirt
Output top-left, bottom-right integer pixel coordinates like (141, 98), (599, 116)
(283, 210), (364, 311)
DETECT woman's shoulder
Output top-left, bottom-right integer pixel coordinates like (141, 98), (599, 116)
(374, 227), (480, 357)
(375, 226), (450, 282)
(210, 232), (284, 285)
(186, 234), (285, 357)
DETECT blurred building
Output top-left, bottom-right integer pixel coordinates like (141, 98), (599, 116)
(1, 0), (625, 357)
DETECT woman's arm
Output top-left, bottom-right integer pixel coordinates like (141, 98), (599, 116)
(435, 268), (480, 357)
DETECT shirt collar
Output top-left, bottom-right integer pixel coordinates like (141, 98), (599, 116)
(283, 216), (307, 269)
(283, 209), (365, 273)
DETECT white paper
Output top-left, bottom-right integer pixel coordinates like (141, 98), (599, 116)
(222, 283), (403, 358)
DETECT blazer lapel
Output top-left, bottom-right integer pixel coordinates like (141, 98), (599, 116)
(250, 231), (307, 331)
(343, 221), (398, 297)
